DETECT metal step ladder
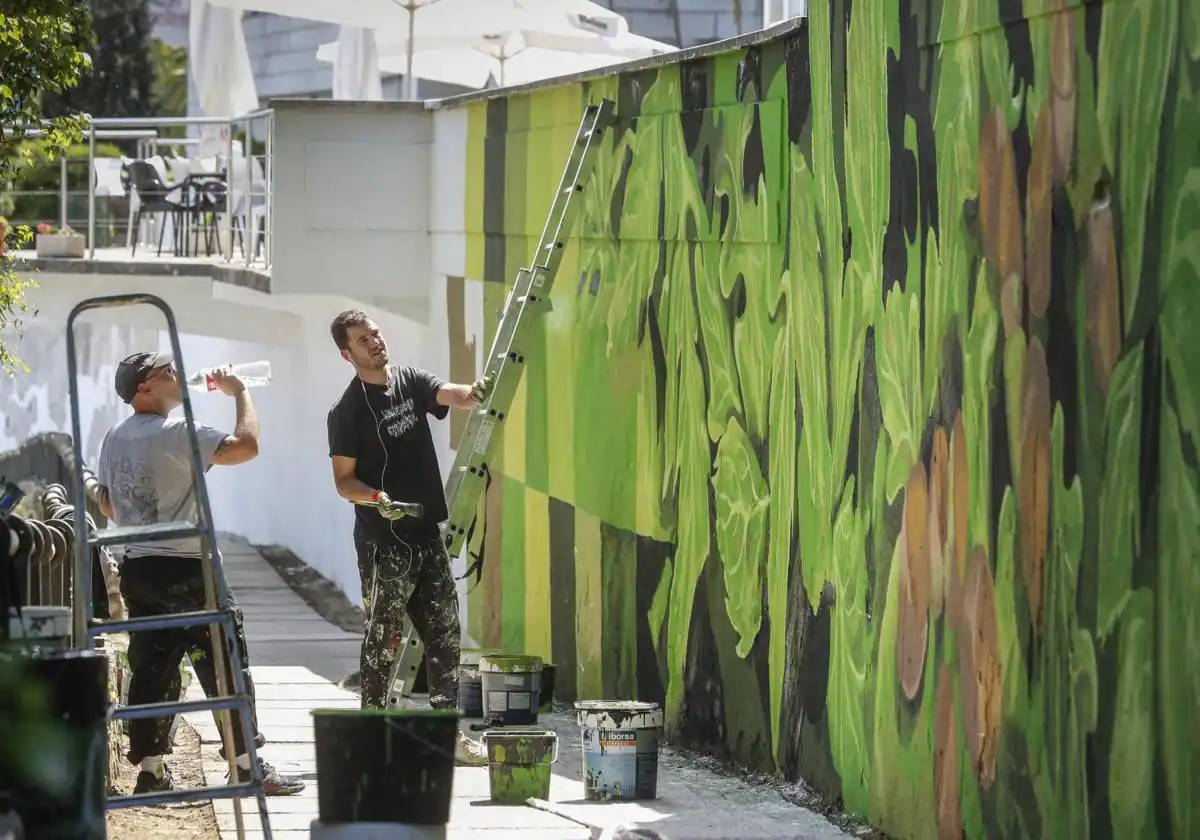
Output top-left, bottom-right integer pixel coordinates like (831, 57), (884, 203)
(384, 97), (616, 707)
(65, 293), (272, 840)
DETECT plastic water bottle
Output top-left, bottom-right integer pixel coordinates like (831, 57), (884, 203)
(185, 360), (272, 392)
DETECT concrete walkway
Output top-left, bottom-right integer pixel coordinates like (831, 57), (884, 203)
(182, 536), (853, 840)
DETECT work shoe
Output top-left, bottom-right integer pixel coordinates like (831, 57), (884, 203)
(455, 730), (488, 767)
(229, 758), (306, 796)
(133, 764), (175, 795)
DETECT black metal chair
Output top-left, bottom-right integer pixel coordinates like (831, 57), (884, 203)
(123, 160), (195, 257)
(191, 174), (246, 259)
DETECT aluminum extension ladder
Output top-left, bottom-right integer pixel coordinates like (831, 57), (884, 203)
(66, 293), (272, 840)
(383, 98), (617, 707)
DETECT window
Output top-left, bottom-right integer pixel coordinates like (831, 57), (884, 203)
(763, 0), (806, 27)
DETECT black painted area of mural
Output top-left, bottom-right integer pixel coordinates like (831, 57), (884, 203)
(783, 30), (812, 153)
(547, 496), (577, 702)
(482, 98), (507, 284)
(635, 535), (669, 707)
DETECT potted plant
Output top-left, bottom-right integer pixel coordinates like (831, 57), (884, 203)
(34, 222), (85, 259)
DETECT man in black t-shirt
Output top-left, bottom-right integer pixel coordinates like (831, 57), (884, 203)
(325, 308), (491, 765)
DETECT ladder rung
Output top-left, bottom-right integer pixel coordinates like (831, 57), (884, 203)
(111, 694), (249, 721)
(89, 608), (232, 636)
(91, 520), (202, 547)
(107, 781), (262, 810)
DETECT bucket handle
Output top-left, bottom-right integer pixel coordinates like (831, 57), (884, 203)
(549, 735), (559, 765)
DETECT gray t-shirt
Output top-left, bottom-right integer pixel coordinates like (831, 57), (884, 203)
(96, 413), (228, 559)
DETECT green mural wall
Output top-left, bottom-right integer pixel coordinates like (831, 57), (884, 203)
(459, 1), (1200, 837)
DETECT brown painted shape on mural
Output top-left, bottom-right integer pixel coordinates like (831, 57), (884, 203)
(1026, 103), (1054, 321)
(1050, 3), (1077, 185)
(445, 276), (477, 443)
(950, 411), (969, 589)
(933, 663), (964, 840)
(958, 545), (1002, 789)
(899, 464), (931, 701)
(929, 427), (950, 620)
(1019, 338), (1051, 632)
(979, 105), (1025, 287)
(1001, 272), (1024, 340)
(1086, 198), (1123, 396)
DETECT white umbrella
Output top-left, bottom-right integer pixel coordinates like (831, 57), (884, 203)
(203, 0), (626, 98)
(189, 0), (259, 155)
(332, 25), (383, 100)
(321, 26), (673, 89)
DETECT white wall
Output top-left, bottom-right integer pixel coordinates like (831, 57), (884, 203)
(0, 293), (482, 625)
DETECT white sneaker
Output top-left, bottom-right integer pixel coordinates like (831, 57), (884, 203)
(454, 730), (488, 767)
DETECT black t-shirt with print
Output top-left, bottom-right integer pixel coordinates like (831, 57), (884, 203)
(327, 365), (449, 542)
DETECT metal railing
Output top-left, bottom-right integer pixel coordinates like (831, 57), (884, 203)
(8, 112), (275, 270)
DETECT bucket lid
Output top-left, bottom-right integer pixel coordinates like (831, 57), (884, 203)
(311, 707), (462, 719)
(460, 648), (503, 666)
(575, 700), (663, 729)
(479, 654), (543, 673)
(481, 728), (557, 742)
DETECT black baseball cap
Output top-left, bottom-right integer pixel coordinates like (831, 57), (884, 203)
(115, 352), (174, 403)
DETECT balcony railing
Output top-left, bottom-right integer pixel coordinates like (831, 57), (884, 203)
(5, 112), (275, 270)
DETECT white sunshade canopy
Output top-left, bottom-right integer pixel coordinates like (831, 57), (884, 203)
(332, 25), (384, 100)
(315, 6), (675, 90)
(204, 0), (666, 96)
(189, 0), (259, 153)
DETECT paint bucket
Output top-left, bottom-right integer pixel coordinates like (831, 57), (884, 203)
(456, 647), (502, 718)
(482, 728), (558, 805)
(575, 701), (664, 801)
(479, 655), (542, 726)
(313, 707), (459, 825)
(537, 663), (557, 713)
(4, 649), (110, 840)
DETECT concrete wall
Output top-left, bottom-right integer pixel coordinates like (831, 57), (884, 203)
(270, 100), (434, 308)
(431, 1), (1200, 838)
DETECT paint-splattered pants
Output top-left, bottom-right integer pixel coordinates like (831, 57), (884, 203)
(120, 556), (261, 764)
(354, 529), (461, 710)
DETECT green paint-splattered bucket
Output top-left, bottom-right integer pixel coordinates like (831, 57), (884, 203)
(479, 654), (542, 726)
(482, 728), (558, 805)
(313, 707), (460, 825)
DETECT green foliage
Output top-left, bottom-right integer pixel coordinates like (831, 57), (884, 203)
(0, 0), (94, 374)
(5, 138), (123, 227)
(42, 0), (156, 122)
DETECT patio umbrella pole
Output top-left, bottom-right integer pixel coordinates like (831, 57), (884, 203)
(403, 2), (417, 99)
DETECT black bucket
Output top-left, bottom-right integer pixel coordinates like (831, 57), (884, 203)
(0, 649), (110, 839)
(313, 707), (460, 825)
(480, 654), (542, 727)
(456, 647), (502, 718)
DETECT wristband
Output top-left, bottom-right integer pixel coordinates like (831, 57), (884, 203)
(372, 490), (382, 502)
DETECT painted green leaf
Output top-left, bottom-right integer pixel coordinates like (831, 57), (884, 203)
(994, 487), (1025, 711)
(1108, 589), (1157, 839)
(712, 416), (770, 658)
(694, 241), (744, 441)
(827, 479), (870, 815)
(664, 342), (711, 729)
(1052, 403), (1085, 587)
(1157, 404), (1200, 839)
(766, 323), (797, 761)
(1072, 628), (1098, 734)
(1096, 0), (1178, 332)
(1096, 345), (1143, 639)
(785, 147), (834, 611)
(725, 189), (784, 442)
(659, 241), (700, 503)
(876, 284), (921, 503)
(963, 261), (1000, 551)
(1160, 170), (1200, 442)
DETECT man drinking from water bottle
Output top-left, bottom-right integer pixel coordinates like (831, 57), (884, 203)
(91, 352), (304, 796)
(325, 309), (492, 766)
